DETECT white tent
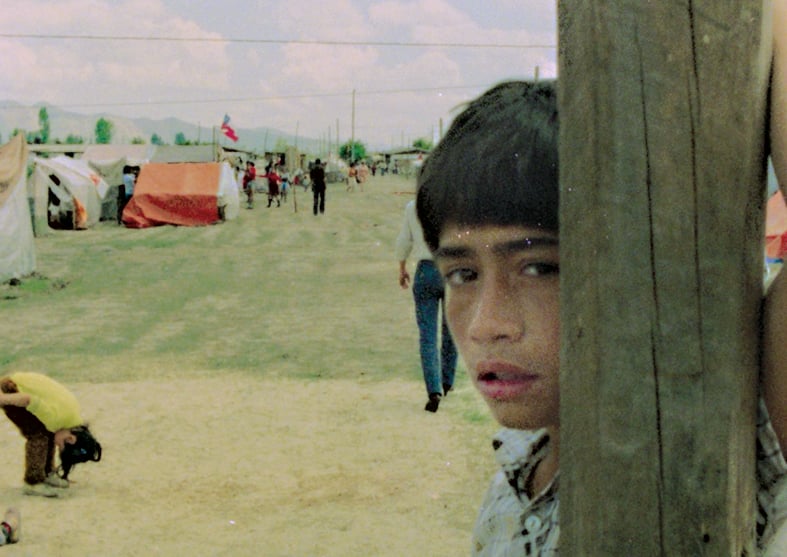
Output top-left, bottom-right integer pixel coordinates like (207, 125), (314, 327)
(0, 135), (35, 282)
(30, 156), (109, 230)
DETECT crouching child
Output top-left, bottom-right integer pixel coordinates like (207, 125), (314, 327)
(0, 372), (102, 497)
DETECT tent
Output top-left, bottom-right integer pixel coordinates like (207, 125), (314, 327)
(86, 156), (128, 221)
(122, 162), (239, 228)
(766, 189), (787, 260)
(0, 134), (35, 282)
(29, 156), (109, 231)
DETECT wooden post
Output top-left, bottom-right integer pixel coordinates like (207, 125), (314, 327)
(558, 2), (772, 555)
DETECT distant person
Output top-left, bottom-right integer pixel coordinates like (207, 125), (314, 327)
(396, 199), (457, 412)
(119, 165), (136, 224)
(242, 161), (256, 209)
(265, 166), (281, 208)
(0, 372), (102, 498)
(310, 159), (326, 215)
(346, 162), (358, 192)
(279, 167), (290, 203)
(300, 171), (312, 193)
(357, 161), (369, 191)
(0, 508), (19, 546)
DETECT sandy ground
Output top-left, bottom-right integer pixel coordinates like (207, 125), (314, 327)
(0, 174), (499, 556)
(0, 376), (494, 557)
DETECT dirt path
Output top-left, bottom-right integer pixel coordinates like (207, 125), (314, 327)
(0, 376), (494, 556)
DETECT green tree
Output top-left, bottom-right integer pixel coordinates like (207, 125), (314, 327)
(131, 136), (146, 144)
(65, 134), (85, 144)
(151, 133), (164, 145)
(95, 117), (113, 144)
(339, 140), (366, 162)
(174, 132), (189, 145)
(38, 107), (51, 144)
(412, 137), (433, 151)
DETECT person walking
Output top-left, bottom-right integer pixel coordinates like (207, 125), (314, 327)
(310, 159), (327, 215)
(396, 199), (457, 412)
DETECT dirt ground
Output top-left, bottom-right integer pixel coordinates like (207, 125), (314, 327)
(0, 174), (498, 556)
(0, 376), (494, 556)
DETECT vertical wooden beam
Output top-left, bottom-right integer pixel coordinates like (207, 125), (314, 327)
(558, 2), (772, 555)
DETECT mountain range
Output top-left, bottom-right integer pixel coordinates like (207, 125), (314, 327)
(0, 101), (326, 155)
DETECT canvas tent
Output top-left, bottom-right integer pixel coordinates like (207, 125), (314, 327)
(29, 156), (109, 232)
(86, 156), (128, 221)
(122, 161), (239, 228)
(766, 189), (787, 260)
(0, 134), (35, 282)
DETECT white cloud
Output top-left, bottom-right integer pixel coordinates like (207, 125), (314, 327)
(0, 0), (558, 147)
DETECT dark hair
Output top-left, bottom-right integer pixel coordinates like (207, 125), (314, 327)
(416, 80), (558, 251)
(58, 425), (102, 480)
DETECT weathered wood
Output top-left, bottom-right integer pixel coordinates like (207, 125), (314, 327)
(558, 1), (771, 555)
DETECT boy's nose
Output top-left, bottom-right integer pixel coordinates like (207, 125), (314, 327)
(468, 279), (524, 344)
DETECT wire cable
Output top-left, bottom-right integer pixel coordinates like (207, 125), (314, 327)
(0, 32), (555, 50)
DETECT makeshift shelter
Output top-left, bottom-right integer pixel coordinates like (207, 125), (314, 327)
(86, 157), (128, 221)
(29, 156), (109, 232)
(0, 135), (35, 282)
(81, 145), (150, 166)
(122, 162), (239, 228)
(766, 189), (787, 260)
(149, 145), (216, 163)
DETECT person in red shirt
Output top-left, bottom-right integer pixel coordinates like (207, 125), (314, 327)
(265, 165), (281, 208)
(242, 161), (256, 209)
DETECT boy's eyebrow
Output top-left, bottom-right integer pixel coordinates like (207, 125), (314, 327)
(434, 236), (558, 260)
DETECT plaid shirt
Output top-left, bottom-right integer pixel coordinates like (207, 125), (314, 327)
(473, 397), (787, 556)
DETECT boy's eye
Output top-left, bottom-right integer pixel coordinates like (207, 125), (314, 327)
(444, 268), (477, 286)
(521, 262), (560, 277)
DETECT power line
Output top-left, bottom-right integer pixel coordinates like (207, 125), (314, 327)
(0, 32), (555, 50)
(0, 84), (493, 111)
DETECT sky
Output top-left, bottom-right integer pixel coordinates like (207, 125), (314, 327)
(0, 0), (557, 150)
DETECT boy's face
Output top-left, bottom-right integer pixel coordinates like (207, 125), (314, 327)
(435, 224), (560, 430)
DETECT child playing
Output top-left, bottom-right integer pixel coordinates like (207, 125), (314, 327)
(242, 161), (256, 210)
(279, 168), (290, 203)
(265, 166), (281, 208)
(0, 372), (102, 498)
(416, 80), (787, 554)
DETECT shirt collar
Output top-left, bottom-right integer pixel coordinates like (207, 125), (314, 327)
(492, 427), (558, 503)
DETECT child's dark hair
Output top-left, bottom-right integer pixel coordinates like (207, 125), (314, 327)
(416, 80), (558, 251)
(58, 425), (102, 480)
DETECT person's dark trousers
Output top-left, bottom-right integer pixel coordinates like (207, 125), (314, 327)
(1, 377), (55, 484)
(412, 260), (458, 395)
(313, 188), (326, 215)
(116, 188), (126, 224)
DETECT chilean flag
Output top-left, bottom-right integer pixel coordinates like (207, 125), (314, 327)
(221, 114), (238, 142)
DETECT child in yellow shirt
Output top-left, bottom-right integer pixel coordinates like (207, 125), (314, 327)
(0, 372), (101, 498)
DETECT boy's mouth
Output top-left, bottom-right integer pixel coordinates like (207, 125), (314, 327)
(475, 360), (539, 400)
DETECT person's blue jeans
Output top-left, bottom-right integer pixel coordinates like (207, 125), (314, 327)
(413, 260), (458, 396)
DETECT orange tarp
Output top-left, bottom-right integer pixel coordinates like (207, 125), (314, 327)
(122, 163), (221, 228)
(766, 189), (787, 259)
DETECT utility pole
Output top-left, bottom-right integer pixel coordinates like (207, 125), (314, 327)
(559, 2), (770, 554)
(351, 89), (356, 161)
